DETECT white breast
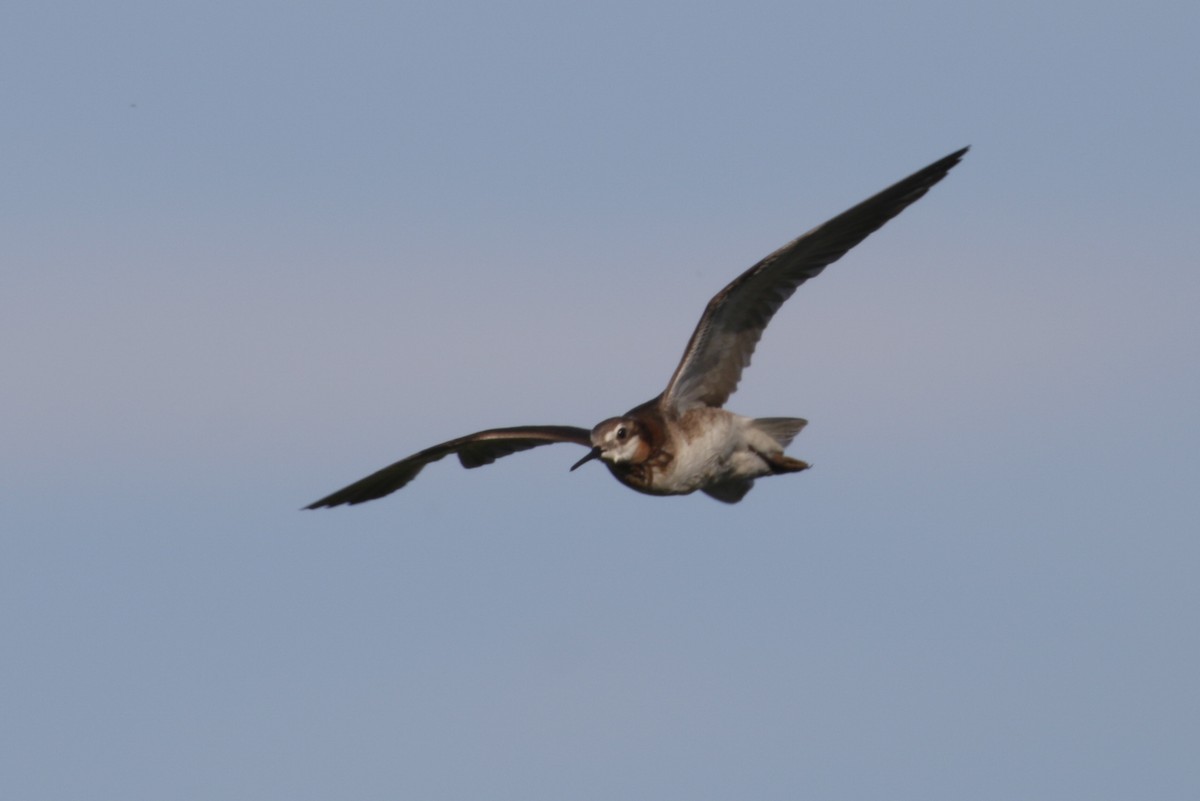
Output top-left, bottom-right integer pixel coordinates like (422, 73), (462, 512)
(659, 410), (771, 494)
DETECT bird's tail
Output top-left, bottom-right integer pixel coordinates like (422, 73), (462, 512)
(752, 417), (807, 449)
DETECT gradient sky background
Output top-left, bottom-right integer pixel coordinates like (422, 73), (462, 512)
(4, 1), (1198, 799)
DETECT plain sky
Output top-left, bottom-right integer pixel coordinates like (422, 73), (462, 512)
(3, 1), (1198, 799)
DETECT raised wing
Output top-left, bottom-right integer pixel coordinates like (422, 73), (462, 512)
(305, 425), (592, 508)
(660, 147), (967, 412)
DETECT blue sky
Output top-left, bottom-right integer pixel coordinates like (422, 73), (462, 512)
(3, 1), (1198, 799)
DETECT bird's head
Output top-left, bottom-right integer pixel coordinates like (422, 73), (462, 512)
(570, 417), (648, 471)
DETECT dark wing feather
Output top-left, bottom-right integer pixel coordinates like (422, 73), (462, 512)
(305, 425), (592, 508)
(661, 147), (968, 412)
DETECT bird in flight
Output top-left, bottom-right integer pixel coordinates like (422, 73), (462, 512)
(306, 147), (967, 508)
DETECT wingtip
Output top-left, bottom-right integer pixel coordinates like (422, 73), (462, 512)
(915, 145), (970, 186)
(929, 146), (969, 170)
(303, 493), (364, 510)
(302, 493), (354, 510)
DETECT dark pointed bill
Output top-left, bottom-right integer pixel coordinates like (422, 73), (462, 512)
(570, 447), (602, 471)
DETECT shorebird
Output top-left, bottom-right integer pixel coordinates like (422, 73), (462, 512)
(306, 147), (967, 508)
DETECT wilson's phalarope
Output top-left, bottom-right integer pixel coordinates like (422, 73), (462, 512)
(307, 148), (967, 508)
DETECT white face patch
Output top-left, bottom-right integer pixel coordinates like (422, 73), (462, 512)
(598, 420), (641, 464)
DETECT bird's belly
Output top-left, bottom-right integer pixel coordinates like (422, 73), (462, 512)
(612, 432), (767, 497)
(666, 442), (765, 492)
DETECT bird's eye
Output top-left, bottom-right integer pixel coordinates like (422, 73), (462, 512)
(616, 426), (627, 440)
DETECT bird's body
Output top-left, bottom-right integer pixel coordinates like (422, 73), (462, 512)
(585, 402), (809, 503)
(306, 148), (967, 509)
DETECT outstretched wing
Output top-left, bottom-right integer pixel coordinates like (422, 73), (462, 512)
(660, 147), (967, 412)
(305, 425), (592, 508)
